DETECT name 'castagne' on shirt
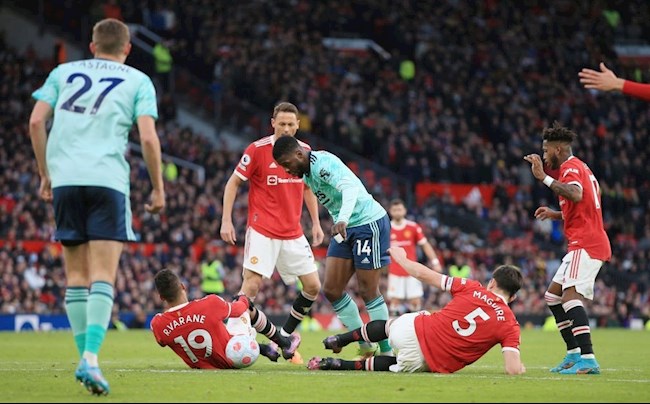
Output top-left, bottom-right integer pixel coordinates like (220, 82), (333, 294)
(472, 290), (507, 321)
(163, 314), (206, 336)
(73, 60), (131, 72)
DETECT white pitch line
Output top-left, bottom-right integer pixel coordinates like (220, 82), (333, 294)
(0, 368), (648, 383)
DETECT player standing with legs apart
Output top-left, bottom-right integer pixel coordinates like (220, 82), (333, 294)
(28, 18), (165, 395)
(387, 198), (442, 317)
(150, 269), (281, 368)
(524, 122), (611, 374)
(220, 102), (324, 364)
(273, 136), (393, 357)
(308, 246), (526, 375)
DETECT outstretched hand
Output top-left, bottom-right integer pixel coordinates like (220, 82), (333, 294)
(578, 62), (624, 92)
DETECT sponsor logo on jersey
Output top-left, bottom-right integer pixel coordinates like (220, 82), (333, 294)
(319, 168), (331, 180)
(267, 175), (303, 185)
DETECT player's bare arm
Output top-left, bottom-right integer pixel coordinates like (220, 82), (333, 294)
(28, 100), (53, 202)
(534, 206), (563, 221)
(524, 153), (582, 202)
(503, 350), (526, 375)
(388, 246), (443, 288)
(422, 241), (442, 272)
(220, 173), (244, 244)
(548, 181), (582, 202)
(137, 115), (165, 213)
(304, 185), (324, 246)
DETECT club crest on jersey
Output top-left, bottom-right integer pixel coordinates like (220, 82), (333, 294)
(319, 169), (331, 180)
(250, 257), (259, 265)
(404, 230), (411, 238)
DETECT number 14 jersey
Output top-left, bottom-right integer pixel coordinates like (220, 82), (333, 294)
(414, 276), (521, 373)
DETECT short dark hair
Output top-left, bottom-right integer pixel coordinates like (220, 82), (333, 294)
(273, 102), (299, 118)
(491, 264), (523, 299)
(272, 135), (300, 161)
(154, 269), (182, 302)
(542, 121), (576, 144)
(390, 198), (405, 207)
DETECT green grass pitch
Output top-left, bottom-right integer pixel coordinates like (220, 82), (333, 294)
(0, 328), (648, 402)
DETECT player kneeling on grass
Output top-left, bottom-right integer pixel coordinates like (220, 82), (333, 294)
(308, 246), (526, 375)
(151, 269), (280, 369)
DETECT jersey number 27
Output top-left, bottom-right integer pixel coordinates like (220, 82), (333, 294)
(60, 73), (124, 115)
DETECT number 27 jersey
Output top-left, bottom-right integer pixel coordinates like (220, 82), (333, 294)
(31, 59), (158, 193)
(414, 276), (521, 373)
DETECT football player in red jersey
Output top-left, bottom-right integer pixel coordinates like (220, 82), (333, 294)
(307, 246), (525, 375)
(524, 122), (611, 375)
(151, 269), (280, 369)
(220, 102), (323, 363)
(387, 198), (442, 317)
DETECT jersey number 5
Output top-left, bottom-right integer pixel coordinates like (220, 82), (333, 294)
(452, 308), (489, 337)
(173, 329), (213, 363)
(60, 73), (124, 115)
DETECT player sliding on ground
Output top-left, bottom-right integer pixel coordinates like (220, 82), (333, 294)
(308, 246), (526, 375)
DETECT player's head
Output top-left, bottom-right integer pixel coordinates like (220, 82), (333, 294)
(90, 18), (131, 62)
(389, 198), (407, 221)
(154, 268), (187, 305)
(489, 264), (523, 303)
(273, 135), (310, 177)
(541, 121), (576, 169)
(271, 102), (300, 139)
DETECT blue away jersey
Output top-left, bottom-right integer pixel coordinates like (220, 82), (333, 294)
(32, 58), (158, 193)
(302, 151), (386, 227)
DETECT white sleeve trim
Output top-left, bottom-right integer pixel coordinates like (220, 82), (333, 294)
(440, 275), (453, 291)
(234, 170), (249, 182)
(501, 347), (520, 353)
(567, 181), (582, 189)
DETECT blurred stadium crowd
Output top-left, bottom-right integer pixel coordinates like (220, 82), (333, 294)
(1, 0), (648, 328)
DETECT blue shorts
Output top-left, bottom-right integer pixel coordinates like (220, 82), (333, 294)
(52, 186), (136, 245)
(327, 214), (391, 270)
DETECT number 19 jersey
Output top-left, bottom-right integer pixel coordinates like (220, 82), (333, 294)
(32, 59), (158, 194)
(150, 295), (240, 369)
(414, 276), (521, 373)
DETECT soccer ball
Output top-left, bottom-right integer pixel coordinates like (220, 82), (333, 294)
(225, 334), (260, 369)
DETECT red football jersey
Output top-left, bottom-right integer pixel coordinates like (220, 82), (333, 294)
(623, 80), (650, 102)
(557, 156), (611, 261)
(150, 295), (248, 369)
(234, 135), (311, 239)
(414, 276), (521, 373)
(389, 220), (427, 277)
